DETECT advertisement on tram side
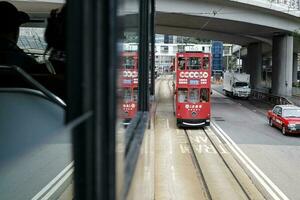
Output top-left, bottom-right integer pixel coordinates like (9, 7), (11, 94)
(175, 52), (211, 127)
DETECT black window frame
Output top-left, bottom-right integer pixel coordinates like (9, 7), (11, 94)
(67, 0), (155, 199)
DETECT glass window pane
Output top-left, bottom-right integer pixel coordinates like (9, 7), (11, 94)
(123, 88), (132, 103)
(200, 88), (209, 102)
(187, 57), (201, 70)
(178, 57), (185, 70)
(189, 88), (200, 103)
(123, 56), (135, 69)
(178, 88), (188, 102)
(203, 57), (210, 69)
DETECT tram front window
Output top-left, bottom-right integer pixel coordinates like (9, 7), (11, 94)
(200, 88), (209, 102)
(187, 57), (201, 70)
(203, 57), (209, 69)
(123, 56), (135, 69)
(178, 88), (188, 103)
(189, 88), (200, 103)
(178, 57), (185, 70)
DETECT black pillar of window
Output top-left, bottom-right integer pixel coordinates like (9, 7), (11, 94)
(150, 0), (155, 96)
(138, 0), (150, 111)
(67, 0), (116, 199)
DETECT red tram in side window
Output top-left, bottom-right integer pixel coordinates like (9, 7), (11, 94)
(121, 52), (138, 125)
(174, 52), (211, 127)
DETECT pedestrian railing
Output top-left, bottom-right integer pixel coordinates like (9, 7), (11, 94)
(251, 89), (293, 105)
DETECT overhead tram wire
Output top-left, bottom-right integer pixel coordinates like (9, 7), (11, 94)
(200, 7), (224, 31)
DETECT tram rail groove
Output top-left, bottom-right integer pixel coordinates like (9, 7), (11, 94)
(202, 128), (265, 200)
(184, 127), (267, 200)
(183, 129), (213, 200)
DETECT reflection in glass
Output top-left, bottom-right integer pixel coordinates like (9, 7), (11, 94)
(116, 0), (140, 198)
(123, 56), (135, 69)
(123, 88), (132, 103)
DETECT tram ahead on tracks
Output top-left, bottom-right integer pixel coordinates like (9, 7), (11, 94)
(174, 52), (211, 127)
(121, 51), (138, 125)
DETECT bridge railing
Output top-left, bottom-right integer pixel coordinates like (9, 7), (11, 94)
(251, 89), (293, 105)
(267, 0), (300, 10)
(274, 0), (300, 10)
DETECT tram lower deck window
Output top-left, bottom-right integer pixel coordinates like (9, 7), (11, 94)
(133, 88), (138, 102)
(189, 88), (200, 103)
(178, 88), (188, 102)
(200, 88), (209, 102)
(124, 88), (132, 102)
(123, 56), (135, 69)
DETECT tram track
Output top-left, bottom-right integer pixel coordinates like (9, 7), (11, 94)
(156, 76), (264, 200)
(183, 128), (212, 200)
(183, 128), (255, 200)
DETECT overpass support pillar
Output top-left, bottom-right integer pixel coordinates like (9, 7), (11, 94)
(293, 53), (298, 83)
(272, 35), (293, 96)
(248, 43), (262, 89)
(242, 56), (250, 74)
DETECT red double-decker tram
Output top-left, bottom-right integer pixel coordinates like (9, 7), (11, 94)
(175, 52), (211, 127)
(121, 52), (138, 125)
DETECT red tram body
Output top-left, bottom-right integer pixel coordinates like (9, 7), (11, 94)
(175, 52), (211, 127)
(121, 52), (138, 124)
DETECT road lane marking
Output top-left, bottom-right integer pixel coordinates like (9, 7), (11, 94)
(31, 162), (74, 200)
(171, 165), (176, 181)
(211, 122), (289, 200)
(166, 119), (170, 129)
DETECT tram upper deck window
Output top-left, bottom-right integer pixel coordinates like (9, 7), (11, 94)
(123, 56), (135, 69)
(203, 57), (209, 69)
(178, 88), (188, 103)
(189, 88), (200, 103)
(178, 57), (185, 70)
(187, 57), (201, 70)
(200, 88), (209, 102)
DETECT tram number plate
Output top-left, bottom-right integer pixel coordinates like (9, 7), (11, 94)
(189, 80), (199, 85)
(123, 79), (132, 84)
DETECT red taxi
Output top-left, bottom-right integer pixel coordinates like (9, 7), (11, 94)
(267, 105), (300, 135)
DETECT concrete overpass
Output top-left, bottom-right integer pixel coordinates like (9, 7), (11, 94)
(156, 0), (300, 96)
